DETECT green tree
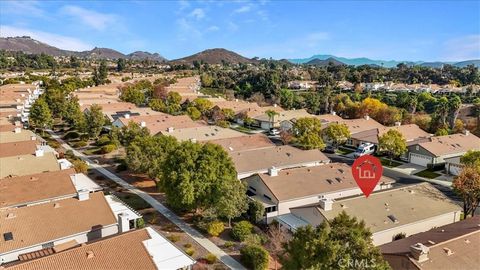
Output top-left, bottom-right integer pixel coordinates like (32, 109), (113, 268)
(281, 212), (390, 270)
(186, 106), (202, 120)
(117, 58), (126, 72)
(452, 166), (480, 218)
(84, 104), (105, 139)
(447, 95), (462, 130)
(216, 180), (248, 227)
(159, 142), (247, 214)
(29, 98), (53, 134)
(265, 109), (279, 129)
(292, 117), (326, 150)
(378, 129), (407, 165)
(435, 128), (449, 136)
(246, 199), (265, 223)
(240, 245), (269, 270)
(231, 221), (254, 241)
(461, 150), (480, 169)
(279, 89), (295, 109)
(433, 96), (449, 129)
(322, 123), (351, 148)
(192, 98), (213, 114)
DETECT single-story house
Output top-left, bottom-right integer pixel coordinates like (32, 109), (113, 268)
(253, 109), (312, 130)
(243, 163), (394, 223)
(112, 114), (204, 136)
(407, 132), (480, 167)
(0, 191), (141, 264)
(380, 216), (480, 270)
(339, 116), (386, 147)
(229, 145), (330, 179)
(5, 227), (196, 270)
(290, 183), (462, 245)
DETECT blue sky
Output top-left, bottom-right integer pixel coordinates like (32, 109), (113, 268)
(1, 0), (479, 61)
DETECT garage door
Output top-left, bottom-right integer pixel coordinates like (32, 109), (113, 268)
(409, 153), (432, 167)
(448, 164), (462, 176)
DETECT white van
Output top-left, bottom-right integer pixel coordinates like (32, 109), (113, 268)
(353, 143), (376, 158)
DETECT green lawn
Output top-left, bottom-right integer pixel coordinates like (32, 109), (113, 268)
(414, 169), (442, 179)
(83, 147), (101, 155)
(336, 148), (354, 155)
(231, 126), (257, 134)
(115, 193), (150, 211)
(380, 158), (403, 168)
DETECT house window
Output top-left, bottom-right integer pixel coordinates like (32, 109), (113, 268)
(263, 194), (272, 201)
(249, 186), (256, 192)
(42, 242), (54, 249)
(265, 206), (277, 213)
(416, 146), (419, 151)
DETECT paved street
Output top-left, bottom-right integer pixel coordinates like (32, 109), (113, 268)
(47, 130), (246, 270)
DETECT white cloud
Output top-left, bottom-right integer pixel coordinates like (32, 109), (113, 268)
(189, 8), (205, 20)
(234, 5), (251, 13)
(61, 5), (117, 31)
(206, 25), (220, 32)
(442, 35), (480, 61)
(306, 32), (330, 47)
(0, 25), (93, 51)
(1, 1), (45, 17)
(178, 0), (190, 10)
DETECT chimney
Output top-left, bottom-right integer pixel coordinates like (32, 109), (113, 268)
(77, 189), (89, 201)
(14, 127), (21, 133)
(410, 243), (430, 262)
(395, 122), (401, 126)
(331, 111), (336, 116)
(167, 127), (174, 133)
(35, 149), (44, 157)
(268, 166), (278, 177)
(124, 113), (130, 119)
(31, 136), (36, 141)
(190, 138), (197, 143)
(463, 130), (470, 136)
(118, 212), (130, 233)
(319, 198), (333, 211)
(364, 115), (370, 120)
(274, 104), (277, 108)
(140, 121), (146, 127)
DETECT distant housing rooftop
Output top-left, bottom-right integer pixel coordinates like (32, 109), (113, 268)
(167, 125), (246, 142)
(0, 130), (39, 144)
(0, 152), (60, 179)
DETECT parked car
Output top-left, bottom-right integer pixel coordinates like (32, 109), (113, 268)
(323, 145), (336, 154)
(353, 143), (376, 158)
(269, 128), (280, 136)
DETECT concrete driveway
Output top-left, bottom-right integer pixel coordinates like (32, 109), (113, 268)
(393, 163), (425, 175)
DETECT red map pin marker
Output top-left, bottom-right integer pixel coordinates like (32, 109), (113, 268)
(352, 155), (383, 198)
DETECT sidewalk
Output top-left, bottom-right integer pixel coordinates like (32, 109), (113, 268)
(47, 130), (246, 270)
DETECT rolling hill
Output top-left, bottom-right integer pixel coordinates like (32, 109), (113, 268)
(170, 48), (255, 65)
(306, 57), (346, 66)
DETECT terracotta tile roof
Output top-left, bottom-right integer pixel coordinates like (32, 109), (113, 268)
(230, 146), (330, 176)
(0, 140), (38, 158)
(118, 114), (205, 135)
(5, 228), (195, 270)
(417, 133), (480, 157)
(337, 117), (385, 134)
(0, 169), (77, 209)
(0, 124), (17, 132)
(0, 192), (117, 254)
(251, 163), (394, 201)
(0, 152), (60, 179)
(208, 133), (275, 152)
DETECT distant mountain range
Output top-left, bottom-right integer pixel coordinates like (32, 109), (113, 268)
(0, 36), (167, 62)
(1, 36), (478, 68)
(289, 54), (479, 68)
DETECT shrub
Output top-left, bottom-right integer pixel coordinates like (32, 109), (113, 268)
(247, 200), (265, 223)
(167, 234), (181, 242)
(185, 247), (195, 256)
(64, 131), (79, 140)
(116, 163), (128, 172)
(231, 221), (253, 242)
(216, 120), (230, 128)
(224, 241), (235, 249)
(136, 218), (145, 229)
(184, 243), (192, 249)
(96, 135), (111, 146)
(393, 232), (406, 241)
(47, 140), (60, 149)
(73, 141), (87, 148)
(101, 144), (116, 154)
(72, 159), (88, 173)
(244, 234), (267, 246)
(240, 245), (269, 270)
(207, 221), (225, 237)
(80, 134), (90, 141)
(205, 253), (217, 264)
(65, 150), (75, 159)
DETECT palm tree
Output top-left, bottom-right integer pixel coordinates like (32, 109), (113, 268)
(448, 95), (462, 129)
(434, 97), (449, 128)
(265, 109), (279, 129)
